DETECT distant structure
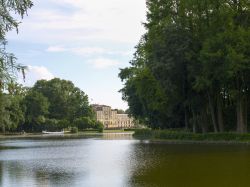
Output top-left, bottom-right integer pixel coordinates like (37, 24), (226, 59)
(91, 104), (134, 129)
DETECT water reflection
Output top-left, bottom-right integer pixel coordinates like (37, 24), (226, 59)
(0, 134), (137, 187)
(1, 135), (250, 187)
(1, 161), (79, 187)
(102, 132), (134, 140)
(128, 143), (250, 187)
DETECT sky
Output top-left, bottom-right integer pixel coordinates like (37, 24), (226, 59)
(6, 0), (147, 110)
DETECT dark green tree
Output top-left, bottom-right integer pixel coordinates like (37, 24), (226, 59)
(120, 0), (250, 133)
(31, 78), (94, 123)
(23, 90), (49, 131)
(119, 41), (168, 128)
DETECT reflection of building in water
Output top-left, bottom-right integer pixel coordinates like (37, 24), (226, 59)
(92, 104), (135, 129)
(102, 132), (134, 140)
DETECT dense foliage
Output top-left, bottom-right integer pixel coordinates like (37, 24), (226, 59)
(134, 129), (250, 142)
(119, 0), (250, 133)
(0, 79), (103, 133)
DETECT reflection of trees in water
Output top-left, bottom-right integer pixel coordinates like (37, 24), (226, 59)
(132, 140), (170, 187)
(34, 169), (79, 186)
(128, 143), (250, 187)
(0, 161), (33, 186)
(1, 161), (86, 187)
(127, 143), (165, 187)
(0, 162), (3, 186)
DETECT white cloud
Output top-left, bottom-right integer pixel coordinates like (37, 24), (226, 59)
(46, 45), (133, 57)
(47, 46), (66, 52)
(47, 46), (105, 56)
(71, 47), (106, 56)
(88, 58), (120, 69)
(19, 65), (54, 86)
(7, 0), (147, 45)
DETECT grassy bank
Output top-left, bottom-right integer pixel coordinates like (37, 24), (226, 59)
(133, 129), (250, 142)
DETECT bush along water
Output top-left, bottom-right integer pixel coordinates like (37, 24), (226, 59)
(133, 129), (250, 142)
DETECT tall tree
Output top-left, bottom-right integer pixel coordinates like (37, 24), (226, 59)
(120, 0), (250, 133)
(31, 78), (94, 122)
(23, 90), (49, 131)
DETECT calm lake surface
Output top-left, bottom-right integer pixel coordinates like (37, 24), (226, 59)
(0, 133), (250, 187)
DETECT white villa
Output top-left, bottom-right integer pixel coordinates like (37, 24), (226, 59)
(92, 104), (134, 129)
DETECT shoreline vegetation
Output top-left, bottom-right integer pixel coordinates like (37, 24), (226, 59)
(0, 129), (134, 139)
(3, 129), (250, 145)
(133, 129), (250, 144)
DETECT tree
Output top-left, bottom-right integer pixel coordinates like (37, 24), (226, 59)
(8, 95), (25, 131)
(31, 78), (94, 122)
(0, 83), (26, 133)
(0, 94), (11, 132)
(73, 117), (94, 130)
(120, 0), (250, 133)
(0, 1), (32, 132)
(119, 41), (169, 129)
(0, 0), (33, 90)
(23, 90), (49, 131)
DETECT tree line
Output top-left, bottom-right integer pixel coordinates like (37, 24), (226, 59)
(119, 0), (250, 133)
(0, 78), (103, 133)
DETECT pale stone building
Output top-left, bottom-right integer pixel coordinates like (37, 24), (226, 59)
(92, 104), (134, 129)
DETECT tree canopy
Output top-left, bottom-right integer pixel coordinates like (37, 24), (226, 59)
(22, 78), (98, 132)
(0, 78), (102, 133)
(120, 0), (250, 133)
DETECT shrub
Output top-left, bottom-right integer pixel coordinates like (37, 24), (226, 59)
(44, 118), (60, 131)
(70, 127), (78, 133)
(58, 119), (70, 129)
(133, 129), (250, 142)
(95, 121), (104, 132)
(73, 117), (94, 130)
(124, 128), (141, 131)
(133, 129), (153, 139)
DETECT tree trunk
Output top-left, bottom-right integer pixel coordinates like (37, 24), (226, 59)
(192, 122), (196, 133)
(207, 92), (218, 133)
(184, 107), (189, 131)
(2, 125), (5, 134)
(217, 96), (224, 132)
(236, 95), (247, 133)
(244, 96), (248, 130)
(192, 110), (196, 133)
(201, 110), (208, 134)
(182, 61), (188, 131)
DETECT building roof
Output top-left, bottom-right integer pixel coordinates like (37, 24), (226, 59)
(91, 104), (111, 111)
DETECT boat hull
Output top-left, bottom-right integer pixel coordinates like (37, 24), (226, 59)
(42, 131), (64, 134)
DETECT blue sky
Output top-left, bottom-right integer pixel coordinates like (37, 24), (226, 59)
(6, 0), (146, 110)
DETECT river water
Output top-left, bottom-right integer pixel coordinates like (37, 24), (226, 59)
(0, 133), (250, 187)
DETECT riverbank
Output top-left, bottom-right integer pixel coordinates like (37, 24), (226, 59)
(134, 129), (250, 144)
(0, 130), (134, 139)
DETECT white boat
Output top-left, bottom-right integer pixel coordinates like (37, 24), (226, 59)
(42, 130), (64, 134)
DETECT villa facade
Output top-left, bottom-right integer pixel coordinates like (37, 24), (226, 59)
(92, 104), (134, 129)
